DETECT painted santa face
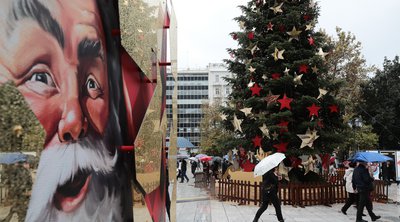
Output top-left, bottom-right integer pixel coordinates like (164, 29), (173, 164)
(0, 0), (123, 220)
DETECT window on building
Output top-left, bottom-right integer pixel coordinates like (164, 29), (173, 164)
(215, 75), (219, 82)
(215, 87), (220, 95)
(226, 87), (230, 95)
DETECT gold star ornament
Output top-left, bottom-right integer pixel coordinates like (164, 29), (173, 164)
(316, 48), (328, 60)
(269, 3), (283, 14)
(239, 21), (245, 30)
(305, 22), (315, 31)
(287, 26), (302, 41)
(240, 107), (253, 116)
(311, 65), (319, 74)
(271, 47), (285, 61)
(251, 45), (259, 55)
(317, 88), (328, 99)
(297, 128), (319, 148)
(259, 124), (270, 137)
(293, 73), (303, 86)
(220, 114), (227, 121)
(232, 114), (243, 133)
(248, 80), (255, 87)
(283, 67), (290, 76)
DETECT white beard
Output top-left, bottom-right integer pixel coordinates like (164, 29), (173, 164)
(26, 135), (123, 222)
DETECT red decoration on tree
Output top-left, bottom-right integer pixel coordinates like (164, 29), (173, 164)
(307, 103), (321, 117)
(266, 22), (274, 31)
(239, 146), (246, 156)
(271, 73), (281, 79)
(317, 120), (324, 128)
(303, 15), (311, 21)
(278, 24), (286, 32)
(278, 94), (293, 110)
(273, 141), (288, 153)
(290, 156), (302, 168)
(308, 36), (315, 46)
(250, 83), (262, 96)
(328, 104), (339, 113)
(252, 135), (262, 147)
(232, 33), (238, 40)
(320, 153), (330, 170)
(265, 92), (280, 104)
(299, 64), (309, 74)
(248, 32), (254, 40)
(242, 161), (256, 172)
(277, 120), (289, 133)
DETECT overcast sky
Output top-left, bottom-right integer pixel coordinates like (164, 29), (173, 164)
(172, 0), (400, 70)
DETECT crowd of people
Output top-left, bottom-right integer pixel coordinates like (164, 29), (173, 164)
(176, 152), (395, 222)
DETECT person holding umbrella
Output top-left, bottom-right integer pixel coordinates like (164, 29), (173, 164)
(180, 159), (189, 183)
(253, 167), (284, 222)
(352, 161), (381, 222)
(253, 152), (286, 222)
(190, 159), (198, 178)
(341, 162), (362, 215)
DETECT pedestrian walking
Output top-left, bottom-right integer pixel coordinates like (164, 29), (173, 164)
(190, 160), (198, 178)
(341, 162), (363, 215)
(253, 167), (284, 222)
(180, 159), (189, 183)
(352, 162), (381, 222)
(202, 161), (210, 182)
(177, 160), (182, 180)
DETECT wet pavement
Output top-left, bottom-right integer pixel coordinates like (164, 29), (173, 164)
(176, 172), (400, 222)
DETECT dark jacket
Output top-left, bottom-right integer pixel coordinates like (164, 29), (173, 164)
(181, 160), (187, 172)
(262, 169), (279, 194)
(352, 164), (374, 192)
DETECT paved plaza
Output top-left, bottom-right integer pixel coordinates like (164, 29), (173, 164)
(176, 172), (400, 222)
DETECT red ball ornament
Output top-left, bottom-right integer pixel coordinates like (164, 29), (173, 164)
(252, 135), (262, 147)
(273, 141), (288, 153)
(299, 64), (309, 74)
(232, 33), (238, 40)
(271, 73), (281, 80)
(248, 32), (254, 40)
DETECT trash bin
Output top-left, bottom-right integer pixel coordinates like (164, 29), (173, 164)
(194, 172), (206, 188)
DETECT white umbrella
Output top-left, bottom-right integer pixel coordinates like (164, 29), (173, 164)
(177, 154), (189, 159)
(189, 157), (197, 161)
(254, 152), (286, 177)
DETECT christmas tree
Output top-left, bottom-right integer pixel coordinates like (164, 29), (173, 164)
(222, 0), (346, 158)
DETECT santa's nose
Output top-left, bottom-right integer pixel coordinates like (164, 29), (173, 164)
(58, 98), (88, 142)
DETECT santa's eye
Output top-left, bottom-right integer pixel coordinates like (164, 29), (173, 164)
(29, 72), (55, 87)
(87, 78), (98, 90)
(85, 75), (103, 99)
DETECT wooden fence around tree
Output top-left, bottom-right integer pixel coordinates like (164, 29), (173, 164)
(217, 176), (388, 207)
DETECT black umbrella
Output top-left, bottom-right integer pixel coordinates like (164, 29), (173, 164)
(212, 156), (223, 164)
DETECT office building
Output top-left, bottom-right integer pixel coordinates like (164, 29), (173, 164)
(166, 63), (231, 149)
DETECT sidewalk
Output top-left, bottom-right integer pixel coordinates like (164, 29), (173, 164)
(176, 172), (400, 222)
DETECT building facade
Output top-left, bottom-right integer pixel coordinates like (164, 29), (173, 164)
(208, 63), (232, 106)
(167, 63), (231, 149)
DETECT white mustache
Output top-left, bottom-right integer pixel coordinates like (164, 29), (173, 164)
(26, 135), (117, 221)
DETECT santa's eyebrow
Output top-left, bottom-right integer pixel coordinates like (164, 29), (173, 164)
(7, 0), (64, 48)
(78, 38), (104, 60)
